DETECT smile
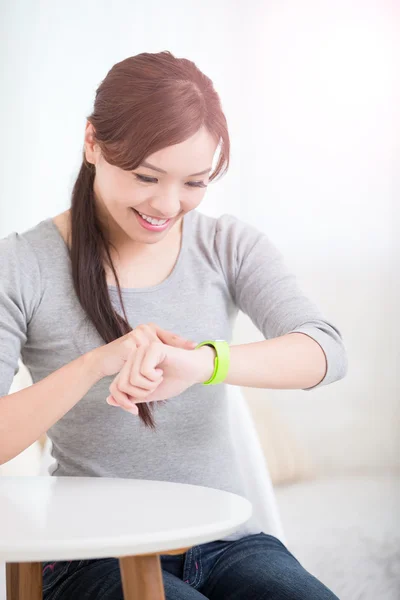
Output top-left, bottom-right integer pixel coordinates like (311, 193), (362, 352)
(131, 208), (174, 232)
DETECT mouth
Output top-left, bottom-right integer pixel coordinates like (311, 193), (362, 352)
(131, 208), (175, 232)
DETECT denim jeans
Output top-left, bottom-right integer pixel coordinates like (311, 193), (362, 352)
(42, 532), (338, 599)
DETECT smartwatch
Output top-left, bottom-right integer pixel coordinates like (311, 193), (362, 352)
(195, 339), (230, 385)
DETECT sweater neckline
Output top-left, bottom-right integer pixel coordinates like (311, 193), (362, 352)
(45, 210), (194, 294)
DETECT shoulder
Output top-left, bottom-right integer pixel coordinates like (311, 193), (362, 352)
(2, 213), (69, 265)
(191, 210), (279, 291)
(0, 216), (64, 299)
(209, 212), (277, 264)
(215, 213), (261, 246)
(0, 227), (39, 272)
(192, 208), (277, 259)
(0, 223), (45, 322)
(192, 210), (261, 245)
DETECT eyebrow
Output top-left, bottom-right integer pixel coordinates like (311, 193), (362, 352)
(140, 160), (211, 177)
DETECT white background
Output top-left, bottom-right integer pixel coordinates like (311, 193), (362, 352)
(1, 0), (399, 474)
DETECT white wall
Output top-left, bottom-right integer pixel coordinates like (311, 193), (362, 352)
(0, 0), (398, 476)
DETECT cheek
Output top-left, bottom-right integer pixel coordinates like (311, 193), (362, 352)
(184, 189), (207, 211)
(98, 172), (142, 207)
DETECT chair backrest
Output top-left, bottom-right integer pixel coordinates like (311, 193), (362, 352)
(226, 385), (286, 543)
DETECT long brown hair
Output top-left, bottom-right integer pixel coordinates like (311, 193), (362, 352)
(70, 51), (230, 429)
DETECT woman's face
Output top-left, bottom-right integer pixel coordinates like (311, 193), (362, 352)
(85, 123), (218, 246)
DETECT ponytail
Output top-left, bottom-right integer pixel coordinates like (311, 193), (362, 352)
(70, 159), (156, 429)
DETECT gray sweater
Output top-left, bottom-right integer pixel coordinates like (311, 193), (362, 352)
(0, 209), (347, 540)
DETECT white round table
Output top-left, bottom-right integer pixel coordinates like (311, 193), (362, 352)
(1, 476), (252, 600)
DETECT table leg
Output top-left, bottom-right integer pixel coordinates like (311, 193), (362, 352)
(119, 554), (165, 600)
(6, 562), (42, 600)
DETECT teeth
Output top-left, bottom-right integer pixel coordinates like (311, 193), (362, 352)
(137, 211), (168, 226)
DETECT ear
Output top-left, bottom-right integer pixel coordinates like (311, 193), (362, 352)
(84, 121), (100, 165)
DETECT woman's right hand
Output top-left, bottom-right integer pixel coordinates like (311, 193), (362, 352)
(86, 323), (197, 382)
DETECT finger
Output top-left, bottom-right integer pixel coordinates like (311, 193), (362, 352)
(146, 322), (195, 348)
(137, 324), (159, 343)
(109, 349), (140, 410)
(108, 383), (136, 410)
(106, 395), (119, 406)
(127, 404), (139, 415)
(107, 390), (137, 413)
(140, 342), (167, 381)
(109, 352), (159, 411)
(140, 322), (196, 350)
(120, 344), (159, 392)
(107, 393), (139, 415)
(129, 328), (164, 381)
(130, 328), (155, 346)
(115, 345), (162, 402)
(106, 394), (129, 408)
(127, 344), (163, 397)
(154, 327), (196, 349)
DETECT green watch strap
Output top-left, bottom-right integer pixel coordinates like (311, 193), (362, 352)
(195, 339), (230, 385)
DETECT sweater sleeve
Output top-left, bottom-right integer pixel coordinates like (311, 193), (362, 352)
(0, 232), (42, 397)
(215, 213), (348, 389)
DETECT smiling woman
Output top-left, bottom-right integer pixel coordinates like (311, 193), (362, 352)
(0, 49), (345, 600)
(67, 51), (229, 428)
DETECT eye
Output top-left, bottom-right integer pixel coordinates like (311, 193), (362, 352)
(133, 173), (207, 188)
(186, 181), (207, 189)
(134, 174), (158, 184)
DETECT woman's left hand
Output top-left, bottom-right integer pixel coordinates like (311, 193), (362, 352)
(106, 341), (216, 414)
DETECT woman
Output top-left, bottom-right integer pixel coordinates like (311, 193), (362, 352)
(0, 51), (346, 599)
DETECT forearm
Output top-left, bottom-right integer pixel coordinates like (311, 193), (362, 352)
(0, 353), (100, 465)
(195, 333), (327, 389)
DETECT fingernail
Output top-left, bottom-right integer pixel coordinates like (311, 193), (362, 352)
(128, 407), (138, 415)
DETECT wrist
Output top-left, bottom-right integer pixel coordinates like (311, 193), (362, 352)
(82, 349), (105, 384)
(194, 346), (217, 384)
